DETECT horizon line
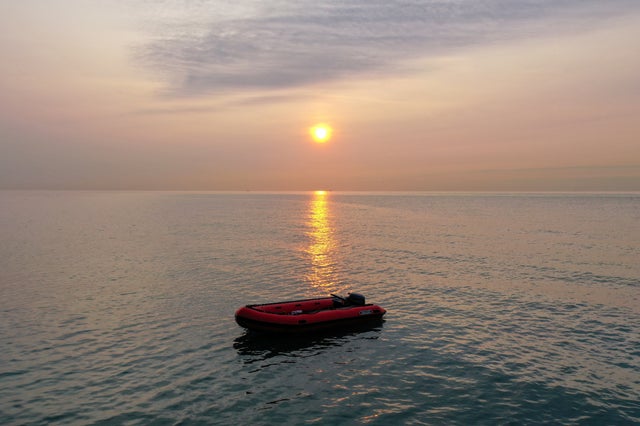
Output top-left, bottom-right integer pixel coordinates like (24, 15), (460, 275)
(2, 188), (640, 195)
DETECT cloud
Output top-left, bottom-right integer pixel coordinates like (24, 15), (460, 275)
(130, 92), (305, 115)
(136, 0), (639, 96)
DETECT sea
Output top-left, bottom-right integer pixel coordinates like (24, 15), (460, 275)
(1, 191), (639, 425)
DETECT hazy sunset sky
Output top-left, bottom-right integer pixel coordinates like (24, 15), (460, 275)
(1, 0), (639, 191)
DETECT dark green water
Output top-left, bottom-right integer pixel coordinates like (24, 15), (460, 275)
(1, 191), (639, 424)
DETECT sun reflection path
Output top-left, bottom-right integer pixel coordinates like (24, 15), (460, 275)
(305, 191), (339, 292)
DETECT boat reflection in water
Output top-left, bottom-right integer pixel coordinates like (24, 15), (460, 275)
(305, 190), (339, 292)
(233, 320), (383, 361)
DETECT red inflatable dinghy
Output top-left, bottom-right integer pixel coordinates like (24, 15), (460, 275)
(235, 293), (386, 333)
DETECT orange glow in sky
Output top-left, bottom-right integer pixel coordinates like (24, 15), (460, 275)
(1, 2), (639, 191)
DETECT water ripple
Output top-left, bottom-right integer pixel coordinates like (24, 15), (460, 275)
(2, 192), (640, 424)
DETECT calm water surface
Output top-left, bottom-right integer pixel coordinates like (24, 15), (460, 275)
(1, 191), (639, 425)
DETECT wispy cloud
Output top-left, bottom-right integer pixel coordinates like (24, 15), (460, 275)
(131, 92), (306, 115)
(137, 0), (639, 96)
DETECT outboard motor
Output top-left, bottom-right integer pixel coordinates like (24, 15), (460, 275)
(347, 293), (365, 306)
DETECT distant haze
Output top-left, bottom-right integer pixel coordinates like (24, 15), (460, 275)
(1, 1), (639, 191)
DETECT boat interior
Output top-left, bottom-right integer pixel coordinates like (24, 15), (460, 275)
(249, 294), (367, 315)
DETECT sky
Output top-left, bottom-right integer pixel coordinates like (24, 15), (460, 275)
(1, 0), (639, 191)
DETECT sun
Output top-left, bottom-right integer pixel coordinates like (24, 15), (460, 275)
(310, 124), (332, 143)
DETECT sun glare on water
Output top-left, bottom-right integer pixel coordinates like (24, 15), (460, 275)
(310, 124), (332, 143)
